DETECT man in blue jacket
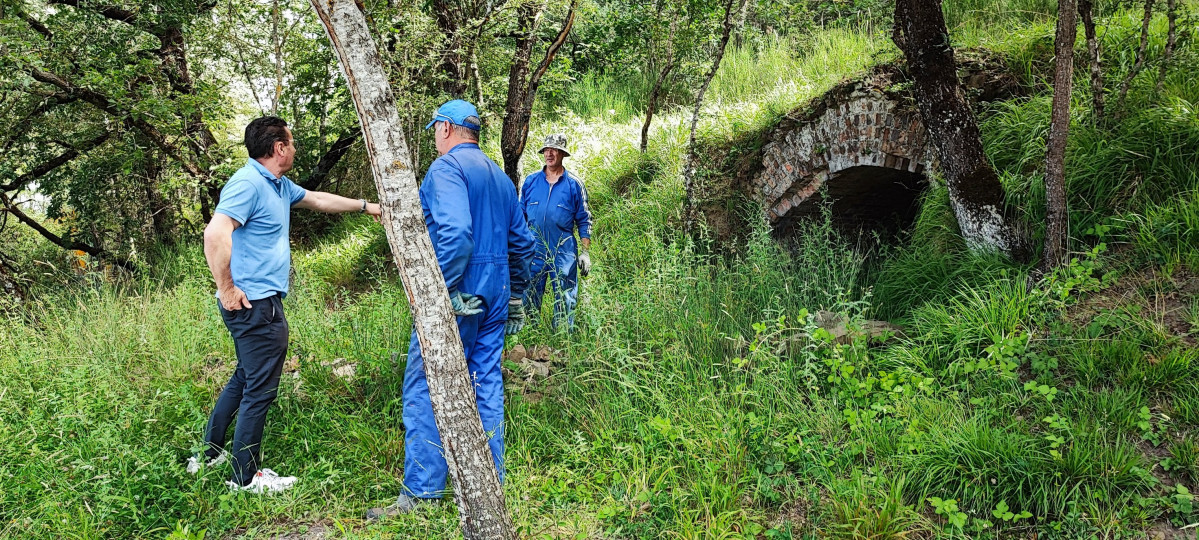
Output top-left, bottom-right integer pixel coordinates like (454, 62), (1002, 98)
(370, 100), (534, 517)
(520, 133), (593, 329)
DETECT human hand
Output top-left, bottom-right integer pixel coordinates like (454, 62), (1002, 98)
(366, 202), (382, 223)
(578, 250), (591, 278)
(218, 285), (253, 311)
(504, 297), (525, 336)
(449, 291), (483, 316)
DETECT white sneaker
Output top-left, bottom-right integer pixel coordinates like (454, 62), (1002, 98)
(186, 453), (227, 474)
(225, 468), (297, 494)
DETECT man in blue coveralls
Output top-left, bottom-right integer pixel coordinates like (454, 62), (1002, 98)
(368, 100), (534, 518)
(192, 116), (382, 493)
(520, 133), (593, 329)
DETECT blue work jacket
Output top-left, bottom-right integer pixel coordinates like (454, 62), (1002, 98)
(419, 143), (534, 307)
(519, 168), (591, 258)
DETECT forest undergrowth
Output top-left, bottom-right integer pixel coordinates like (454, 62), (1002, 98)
(1, 3), (1198, 538)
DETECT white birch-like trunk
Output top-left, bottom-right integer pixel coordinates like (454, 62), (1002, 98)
(308, 1), (515, 538)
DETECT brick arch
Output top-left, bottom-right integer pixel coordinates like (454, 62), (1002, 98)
(753, 88), (933, 225)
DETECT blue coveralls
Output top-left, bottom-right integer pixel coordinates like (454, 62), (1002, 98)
(519, 168), (592, 327)
(403, 143), (534, 498)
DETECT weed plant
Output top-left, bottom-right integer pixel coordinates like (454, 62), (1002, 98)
(2, 2), (1198, 538)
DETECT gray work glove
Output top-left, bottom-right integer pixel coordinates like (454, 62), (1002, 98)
(578, 249), (592, 278)
(449, 291), (483, 316)
(504, 297), (526, 336)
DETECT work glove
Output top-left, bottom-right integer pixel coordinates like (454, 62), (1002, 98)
(449, 291), (483, 316)
(578, 249), (592, 278)
(504, 297), (526, 336)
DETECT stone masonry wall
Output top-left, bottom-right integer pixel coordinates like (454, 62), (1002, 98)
(753, 84), (933, 222)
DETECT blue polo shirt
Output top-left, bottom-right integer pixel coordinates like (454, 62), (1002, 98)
(214, 159), (307, 300)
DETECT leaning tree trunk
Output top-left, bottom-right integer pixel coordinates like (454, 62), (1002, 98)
(309, 1), (515, 538)
(640, 16), (678, 154)
(1043, 0), (1077, 271)
(1156, 0), (1176, 93)
(1078, 0), (1104, 119)
(682, 0), (743, 231)
(1116, 0), (1154, 110)
(639, 56), (674, 154)
(500, 0), (576, 186)
(499, 0), (546, 184)
(893, 0), (1024, 257)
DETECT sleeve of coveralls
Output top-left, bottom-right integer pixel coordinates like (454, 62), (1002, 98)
(508, 196), (535, 298)
(424, 159), (474, 292)
(573, 177), (593, 239)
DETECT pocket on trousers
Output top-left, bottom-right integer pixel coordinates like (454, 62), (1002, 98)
(218, 300), (253, 326)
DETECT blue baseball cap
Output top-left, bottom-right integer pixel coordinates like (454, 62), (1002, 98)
(425, 99), (481, 130)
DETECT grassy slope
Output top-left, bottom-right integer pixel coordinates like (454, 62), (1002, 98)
(1, 5), (1198, 539)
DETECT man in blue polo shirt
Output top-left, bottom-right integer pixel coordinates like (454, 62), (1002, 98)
(368, 99), (534, 518)
(520, 133), (593, 329)
(190, 116), (382, 493)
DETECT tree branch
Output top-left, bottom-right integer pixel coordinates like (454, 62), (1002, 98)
(28, 68), (206, 180)
(47, 0), (139, 27)
(299, 128), (361, 190)
(1116, 0), (1154, 109)
(1, 93), (78, 156)
(0, 191), (133, 270)
(524, 0), (577, 107)
(0, 131), (114, 192)
(16, 7), (53, 40)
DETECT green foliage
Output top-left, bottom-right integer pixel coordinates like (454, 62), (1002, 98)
(928, 496), (968, 529)
(2, 1), (1197, 538)
(828, 475), (927, 539)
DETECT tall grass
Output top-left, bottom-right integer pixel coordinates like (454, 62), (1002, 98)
(2, 2), (1198, 538)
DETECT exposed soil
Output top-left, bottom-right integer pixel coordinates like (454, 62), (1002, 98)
(1066, 265), (1198, 346)
(1146, 521), (1197, 540)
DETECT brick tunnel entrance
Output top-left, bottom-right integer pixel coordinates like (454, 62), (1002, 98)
(775, 165), (927, 237)
(722, 62), (1021, 243)
(748, 83), (935, 239)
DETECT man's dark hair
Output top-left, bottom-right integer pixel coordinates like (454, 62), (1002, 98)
(245, 116), (290, 159)
(450, 115), (481, 141)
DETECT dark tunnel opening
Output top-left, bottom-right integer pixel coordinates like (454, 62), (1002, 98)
(775, 165), (927, 239)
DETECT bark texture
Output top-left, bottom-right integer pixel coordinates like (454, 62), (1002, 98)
(309, 1), (515, 538)
(639, 17), (678, 154)
(500, 0), (578, 185)
(1078, 0), (1103, 119)
(1116, 0), (1154, 109)
(682, 0), (743, 231)
(431, 0), (469, 96)
(1156, 0), (1176, 93)
(1043, 0), (1077, 271)
(892, 0), (1023, 257)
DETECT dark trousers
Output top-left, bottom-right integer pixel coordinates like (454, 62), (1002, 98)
(204, 294), (288, 486)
